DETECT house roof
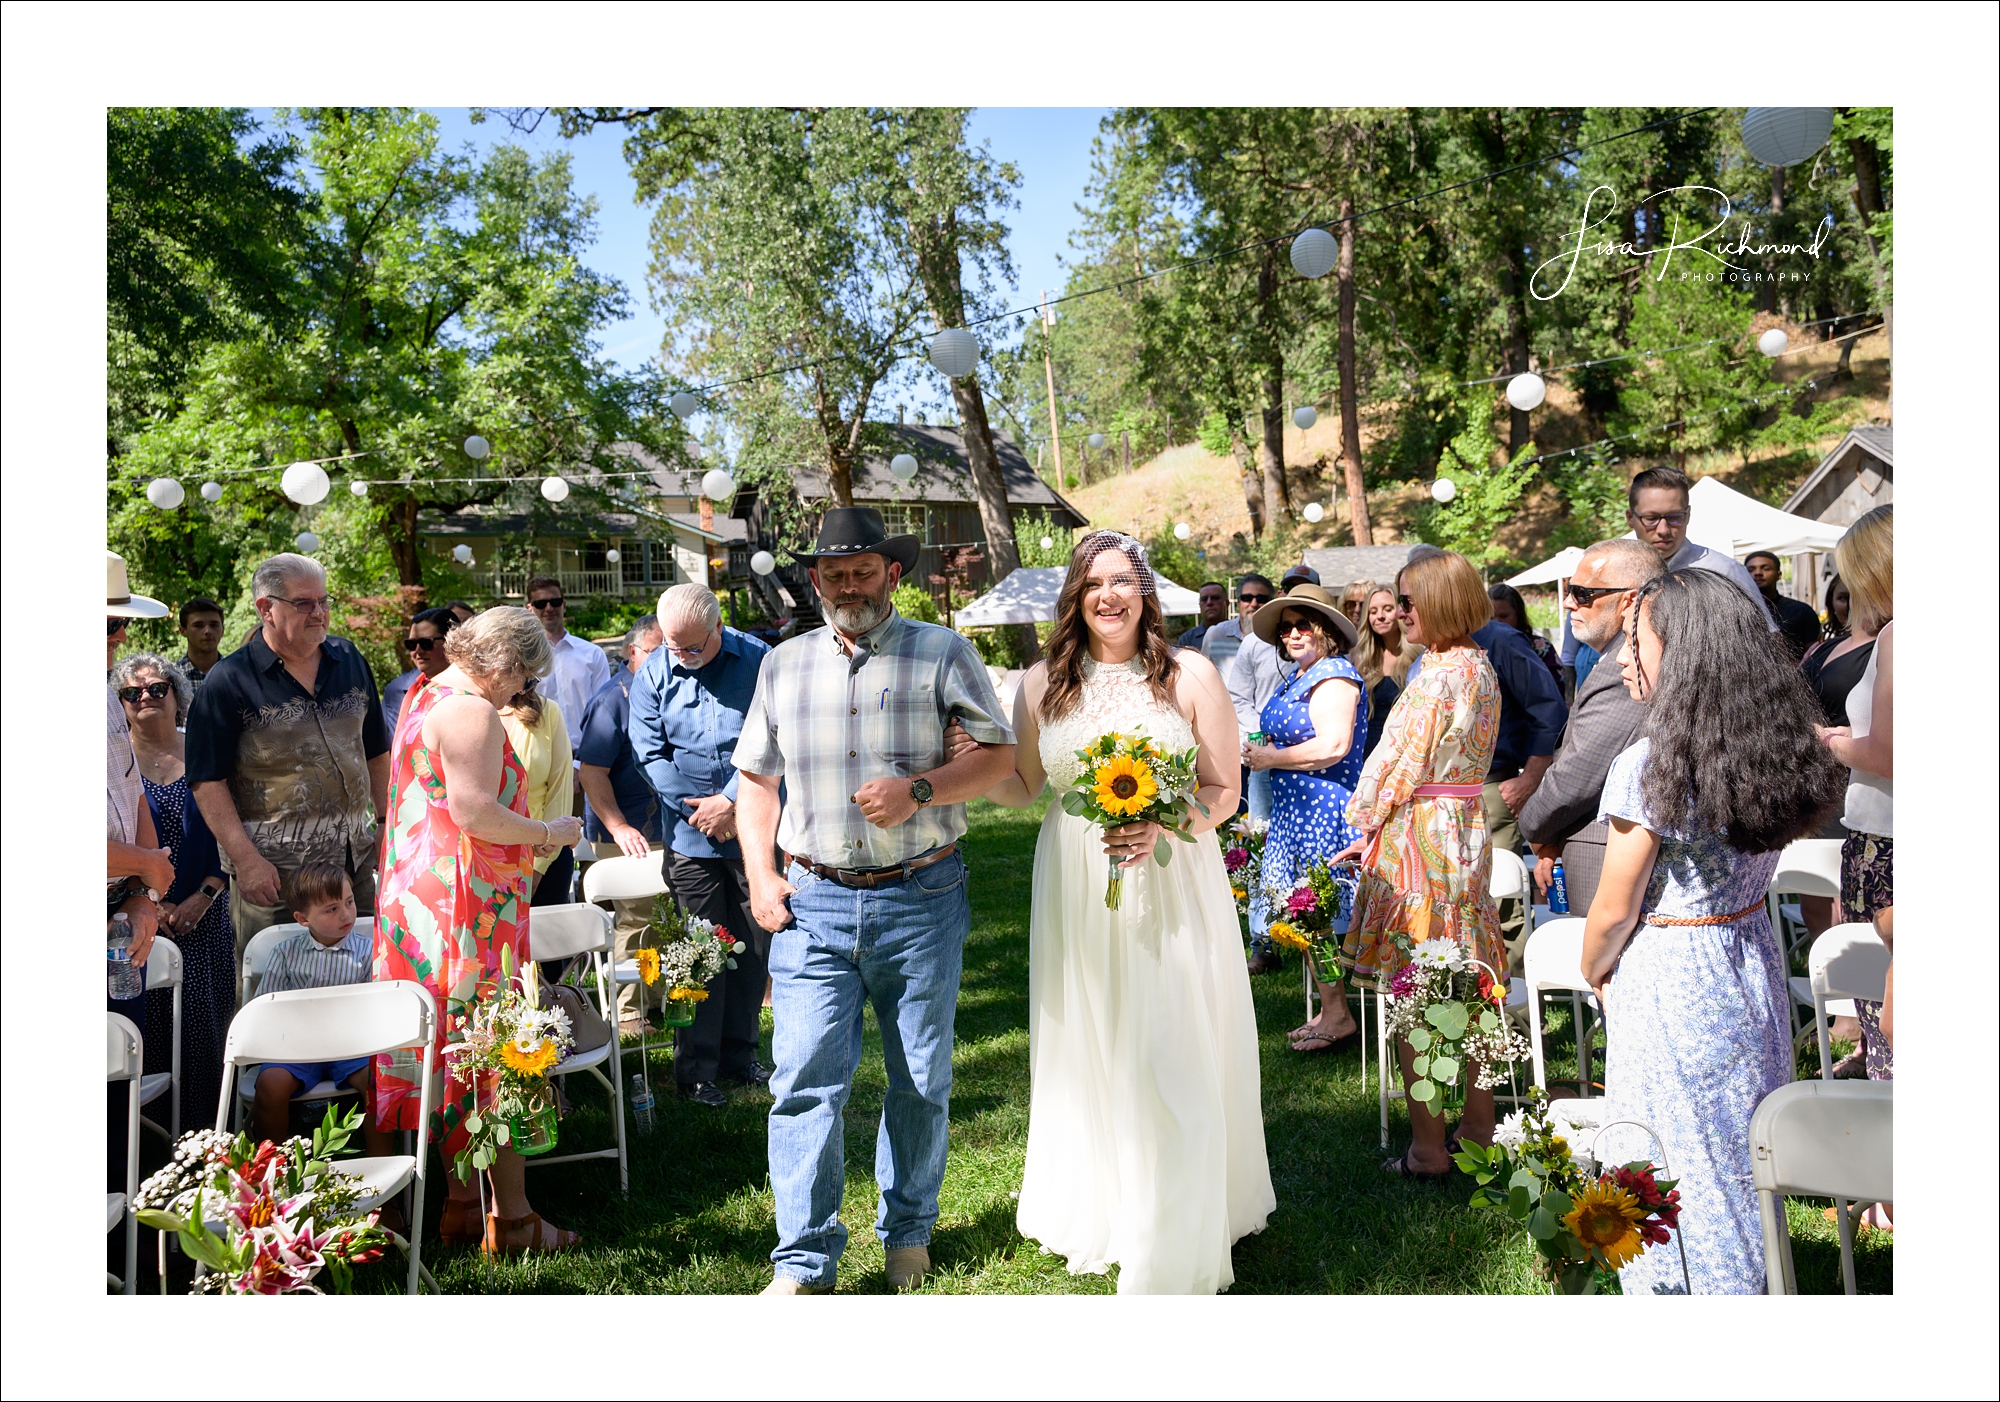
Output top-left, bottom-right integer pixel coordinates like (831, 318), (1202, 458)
(423, 511), (653, 538)
(1782, 422), (1892, 516)
(1301, 545), (1425, 588)
(666, 513), (749, 544)
(789, 424), (1089, 528)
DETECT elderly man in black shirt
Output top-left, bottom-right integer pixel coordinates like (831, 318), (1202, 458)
(186, 553), (389, 977)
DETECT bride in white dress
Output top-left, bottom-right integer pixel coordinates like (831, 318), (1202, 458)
(971, 532), (1275, 1294)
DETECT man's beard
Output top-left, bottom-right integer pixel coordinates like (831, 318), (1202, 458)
(820, 577), (892, 635)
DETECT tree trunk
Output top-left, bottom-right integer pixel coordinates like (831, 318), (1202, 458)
(1233, 428), (1266, 540)
(1121, 431), (1132, 475)
(383, 489), (424, 587)
(1759, 167), (1785, 315)
(947, 373), (1039, 662)
(1844, 125), (1892, 366)
(1335, 198), (1373, 546)
(1254, 253), (1290, 522)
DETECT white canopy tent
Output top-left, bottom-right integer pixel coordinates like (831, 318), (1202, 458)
(954, 566), (1203, 626)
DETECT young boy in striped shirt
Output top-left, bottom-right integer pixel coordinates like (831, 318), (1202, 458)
(251, 862), (393, 1154)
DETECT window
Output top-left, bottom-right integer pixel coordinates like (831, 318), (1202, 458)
(877, 503), (926, 541)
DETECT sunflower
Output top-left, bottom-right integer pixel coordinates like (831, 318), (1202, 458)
(1563, 1179), (1648, 1268)
(500, 1037), (561, 1078)
(668, 986), (710, 1004)
(1090, 754), (1158, 818)
(1266, 921), (1311, 953)
(633, 947), (661, 986)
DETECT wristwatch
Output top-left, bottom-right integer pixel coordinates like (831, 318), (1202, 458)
(198, 878), (226, 900)
(909, 777), (935, 807)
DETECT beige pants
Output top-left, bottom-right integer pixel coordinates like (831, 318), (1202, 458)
(231, 859), (378, 1005)
(589, 839), (664, 1020)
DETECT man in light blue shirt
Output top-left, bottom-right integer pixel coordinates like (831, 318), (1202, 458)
(629, 584), (771, 1106)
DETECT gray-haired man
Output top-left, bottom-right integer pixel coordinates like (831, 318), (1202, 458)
(186, 553), (389, 973)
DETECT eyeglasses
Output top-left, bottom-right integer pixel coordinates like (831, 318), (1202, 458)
(529, 597), (566, 611)
(665, 629), (716, 659)
(117, 682), (173, 703)
(404, 636), (443, 652)
(1238, 592), (1273, 607)
(1564, 582), (1628, 607)
(1629, 512), (1688, 530)
(270, 595), (332, 616)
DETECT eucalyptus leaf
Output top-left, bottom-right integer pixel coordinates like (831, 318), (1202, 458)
(1478, 1009), (1499, 1032)
(1527, 1205), (1559, 1240)
(1407, 1026), (1433, 1052)
(1431, 1055), (1460, 1083)
(1508, 1184), (1532, 1217)
(1154, 842), (1171, 867)
(1542, 1188), (1575, 1218)
(1411, 1054), (1431, 1078)
(496, 1122), (511, 1145)
(466, 1113), (482, 1134)
(1408, 1077), (1437, 1104)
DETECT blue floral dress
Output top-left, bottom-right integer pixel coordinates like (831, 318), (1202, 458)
(1595, 739), (1789, 1295)
(1252, 657), (1368, 938)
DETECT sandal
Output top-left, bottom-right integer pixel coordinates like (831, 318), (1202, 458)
(437, 1198), (481, 1247)
(1291, 1029), (1362, 1056)
(1286, 1022), (1316, 1042)
(483, 1211), (582, 1257)
(1382, 1151), (1453, 1182)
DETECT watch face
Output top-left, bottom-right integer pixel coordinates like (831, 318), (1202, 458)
(910, 777), (934, 804)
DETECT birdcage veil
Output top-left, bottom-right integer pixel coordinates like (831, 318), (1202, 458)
(1071, 530), (1157, 594)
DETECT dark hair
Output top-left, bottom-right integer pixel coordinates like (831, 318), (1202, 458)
(1040, 534), (1175, 723)
(445, 599), (477, 617)
(286, 860), (351, 915)
(409, 606), (458, 635)
(1235, 573), (1273, 598)
(1743, 550), (1781, 572)
(1199, 580), (1226, 594)
(1486, 583), (1533, 636)
(1820, 573), (1849, 642)
(524, 575), (563, 600)
(1272, 604), (1348, 659)
(178, 597), (223, 626)
(1627, 465), (1692, 512)
(1634, 569), (1846, 853)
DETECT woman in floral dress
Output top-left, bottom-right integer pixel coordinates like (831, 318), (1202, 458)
(1332, 550), (1504, 1180)
(374, 608), (586, 1255)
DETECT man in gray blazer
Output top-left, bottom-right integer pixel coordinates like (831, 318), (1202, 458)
(1518, 539), (1665, 915)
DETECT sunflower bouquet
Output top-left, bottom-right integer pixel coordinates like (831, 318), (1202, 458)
(1453, 1089), (1684, 1293)
(1061, 731), (1208, 909)
(641, 894), (747, 1025)
(1379, 937), (1530, 1113)
(1263, 859), (1358, 978)
(439, 947), (575, 1179)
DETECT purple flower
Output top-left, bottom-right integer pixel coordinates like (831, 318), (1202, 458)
(1223, 847), (1249, 872)
(1286, 886), (1318, 915)
(1388, 964), (1420, 998)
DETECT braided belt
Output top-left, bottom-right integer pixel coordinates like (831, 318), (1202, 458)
(1644, 900), (1765, 927)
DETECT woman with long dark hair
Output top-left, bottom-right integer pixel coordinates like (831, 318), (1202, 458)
(1793, 572), (1874, 975)
(1582, 569), (1846, 1293)
(977, 530), (1273, 1293)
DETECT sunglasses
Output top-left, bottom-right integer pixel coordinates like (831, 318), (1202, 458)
(108, 618), (128, 636)
(404, 636), (444, 652)
(118, 682), (173, 703)
(529, 597), (566, 611)
(1397, 594), (1415, 612)
(1564, 582), (1628, 606)
(1238, 592), (1274, 607)
(1277, 618), (1318, 635)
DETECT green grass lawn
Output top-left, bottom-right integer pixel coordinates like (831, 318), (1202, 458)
(334, 796), (1890, 1295)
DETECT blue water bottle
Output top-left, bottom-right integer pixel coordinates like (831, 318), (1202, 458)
(1548, 861), (1570, 915)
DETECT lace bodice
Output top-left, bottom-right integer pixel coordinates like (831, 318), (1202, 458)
(1039, 656), (1197, 788)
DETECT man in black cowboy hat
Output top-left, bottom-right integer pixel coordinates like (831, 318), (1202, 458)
(734, 506), (1017, 1294)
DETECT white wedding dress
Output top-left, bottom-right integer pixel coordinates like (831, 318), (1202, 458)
(1015, 656), (1276, 1294)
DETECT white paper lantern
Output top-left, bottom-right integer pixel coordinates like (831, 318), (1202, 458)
(1431, 478), (1458, 504)
(146, 478), (186, 510)
(1741, 107), (1835, 168)
(463, 434), (490, 460)
(1505, 373), (1547, 413)
(200, 481), (223, 502)
(349, 479), (370, 497)
(1302, 502), (1325, 523)
(670, 391), (699, 420)
(928, 328), (980, 378)
(1757, 328), (1790, 357)
(1039, 536), (1054, 550)
(281, 461), (331, 505)
(1290, 226), (1337, 279)
(750, 549), (776, 576)
(452, 543), (474, 564)
(890, 453), (920, 480)
(605, 549), (621, 564)
(294, 531), (320, 552)
(540, 476), (571, 503)
(1293, 406), (1317, 430)
(1087, 433), (1106, 451)
(1173, 521), (1192, 541)
(701, 468), (737, 502)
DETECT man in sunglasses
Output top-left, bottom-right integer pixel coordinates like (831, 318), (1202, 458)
(379, 607), (458, 734)
(186, 553), (390, 979)
(1519, 539), (1664, 916)
(1198, 573), (1273, 682)
(527, 575), (612, 839)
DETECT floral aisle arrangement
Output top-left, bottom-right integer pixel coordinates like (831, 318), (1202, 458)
(1263, 859), (1358, 977)
(1061, 731), (1208, 909)
(1221, 813), (1267, 921)
(642, 894), (747, 1026)
(132, 1106), (393, 1294)
(439, 948), (575, 1175)
(1379, 936), (1531, 1113)
(1453, 1089), (1686, 1294)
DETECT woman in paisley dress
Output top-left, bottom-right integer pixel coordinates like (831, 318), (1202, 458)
(976, 532), (1274, 1294)
(1240, 583), (1368, 1055)
(1583, 570), (1846, 1292)
(1331, 549), (1505, 1181)
(373, 607), (587, 1255)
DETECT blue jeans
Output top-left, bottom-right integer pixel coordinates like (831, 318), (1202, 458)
(1245, 768), (1275, 953)
(767, 851), (969, 1286)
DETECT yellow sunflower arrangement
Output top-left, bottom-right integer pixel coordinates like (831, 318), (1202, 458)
(1062, 732), (1207, 909)
(1265, 920), (1312, 953)
(1562, 1179), (1648, 1269)
(499, 1036), (562, 1077)
(1090, 754), (1159, 818)
(634, 947), (661, 986)
(668, 986), (710, 1004)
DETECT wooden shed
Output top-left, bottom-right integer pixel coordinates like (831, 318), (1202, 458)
(1781, 423), (1892, 610)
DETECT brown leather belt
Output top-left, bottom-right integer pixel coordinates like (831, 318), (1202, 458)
(794, 843), (958, 889)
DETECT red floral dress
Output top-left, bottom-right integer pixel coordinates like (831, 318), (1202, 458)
(373, 678), (533, 1151)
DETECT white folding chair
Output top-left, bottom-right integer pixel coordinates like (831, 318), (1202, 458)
(108, 1013), (143, 1295)
(1796, 923), (1889, 1082)
(138, 936), (183, 1142)
(1751, 1079), (1892, 1295)
(1522, 917), (1604, 1111)
(527, 903), (629, 1194)
(1765, 838), (1843, 962)
(218, 982), (439, 1294)
(582, 852), (672, 1073)
(231, 923), (359, 1128)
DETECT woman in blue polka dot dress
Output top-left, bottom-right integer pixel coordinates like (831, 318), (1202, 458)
(1242, 584), (1369, 1055)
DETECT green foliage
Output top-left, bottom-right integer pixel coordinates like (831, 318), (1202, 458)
(1012, 509), (1077, 569)
(964, 625), (1026, 670)
(1542, 450), (1633, 554)
(891, 582), (941, 624)
(1610, 276), (1773, 468)
(1196, 410), (1235, 457)
(1413, 395), (1538, 572)
(1140, 518), (1207, 595)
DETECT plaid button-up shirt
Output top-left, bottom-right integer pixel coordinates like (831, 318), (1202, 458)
(734, 608), (1013, 869)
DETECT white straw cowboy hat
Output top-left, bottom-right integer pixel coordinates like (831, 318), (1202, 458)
(107, 550), (169, 619)
(1251, 581), (1358, 650)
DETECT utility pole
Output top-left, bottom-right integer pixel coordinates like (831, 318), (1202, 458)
(1040, 292), (1064, 485)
